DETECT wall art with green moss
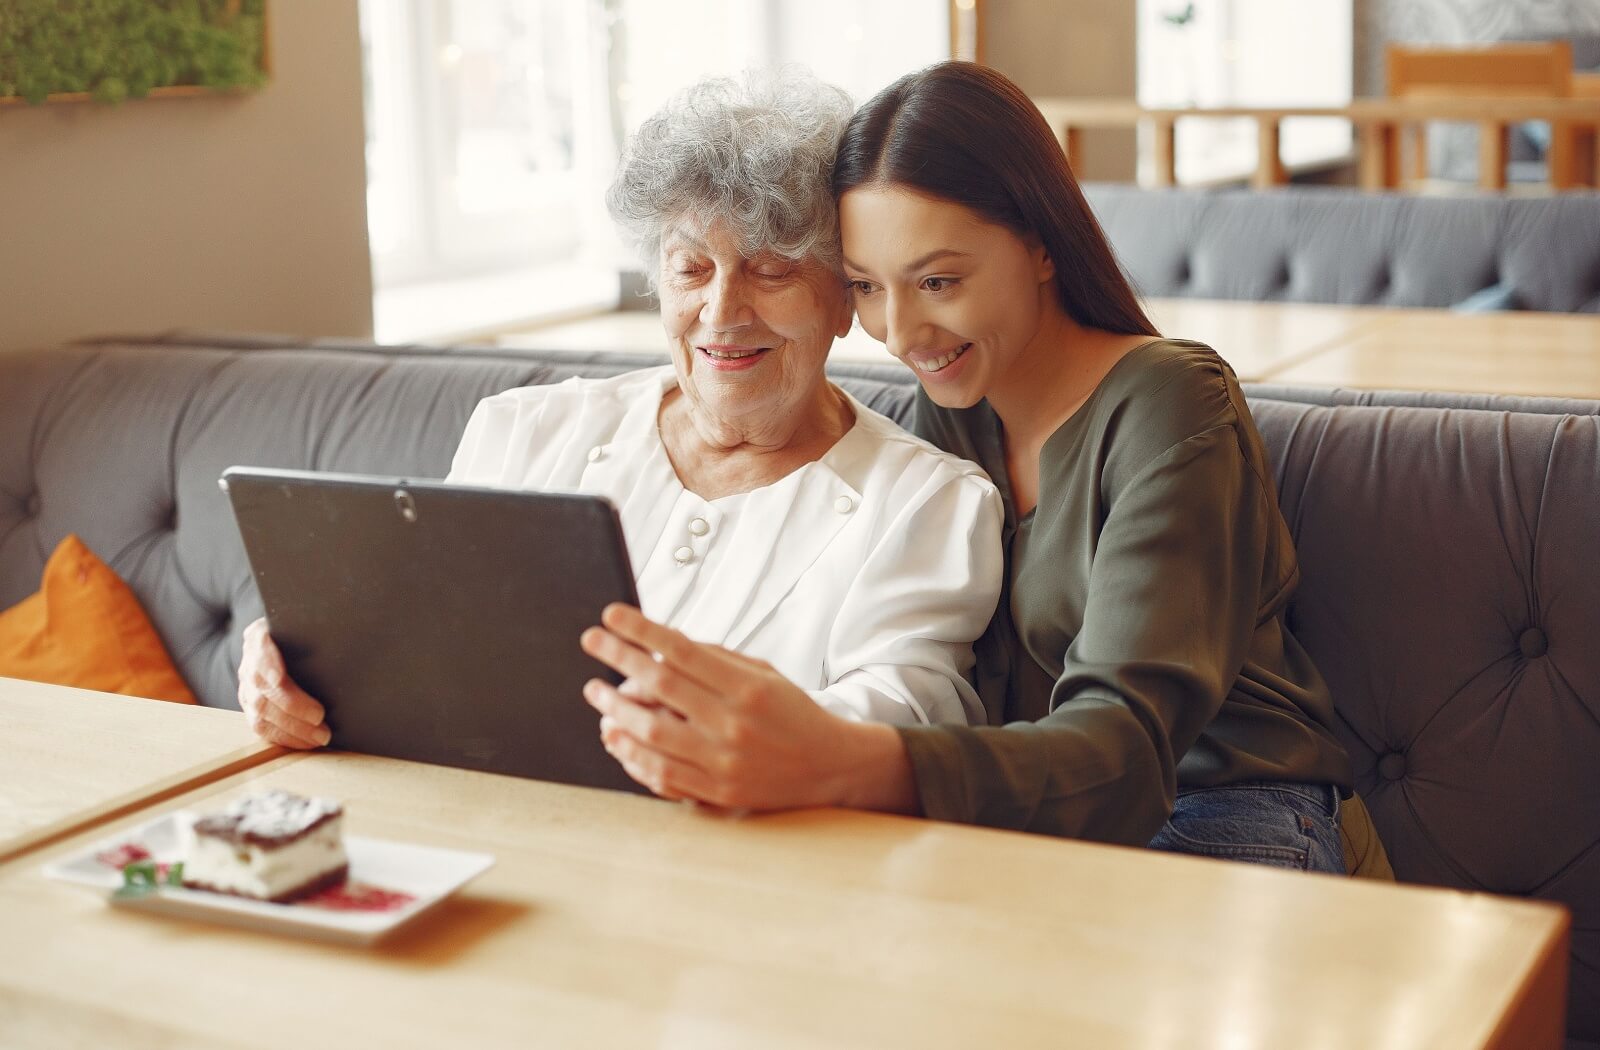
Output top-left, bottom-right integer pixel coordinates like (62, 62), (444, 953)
(0, 0), (269, 106)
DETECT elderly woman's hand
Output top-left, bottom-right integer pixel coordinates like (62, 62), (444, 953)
(580, 604), (918, 813)
(238, 617), (331, 749)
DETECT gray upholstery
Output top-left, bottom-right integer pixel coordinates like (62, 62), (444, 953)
(1, 335), (1595, 1041)
(1083, 183), (1600, 313)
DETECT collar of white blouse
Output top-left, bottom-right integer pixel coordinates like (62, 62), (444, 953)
(595, 367), (869, 650)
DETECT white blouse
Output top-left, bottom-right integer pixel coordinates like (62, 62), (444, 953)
(447, 366), (1003, 726)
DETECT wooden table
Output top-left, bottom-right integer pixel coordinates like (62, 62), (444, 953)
(1147, 299), (1600, 401)
(0, 677), (278, 864)
(1265, 308), (1600, 399)
(500, 299), (1600, 401)
(0, 745), (1570, 1049)
(1144, 297), (1383, 381)
(497, 297), (1600, 401)
(500, 298), (1374, 381)
(497, 312), (899, 364)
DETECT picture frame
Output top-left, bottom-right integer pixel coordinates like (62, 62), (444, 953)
(0, 0), (271, 108)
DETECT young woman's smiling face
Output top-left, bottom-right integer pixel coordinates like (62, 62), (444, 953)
(839, 184), (1056, 408)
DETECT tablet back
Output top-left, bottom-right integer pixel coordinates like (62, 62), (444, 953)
(223, 467), (647, 794)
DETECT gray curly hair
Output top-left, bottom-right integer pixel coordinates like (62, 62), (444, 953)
(606, 68), (854, 284)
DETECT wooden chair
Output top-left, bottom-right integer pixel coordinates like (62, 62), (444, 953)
(1385, 42), (1573, 187)
(1571, 74), (1600, 185)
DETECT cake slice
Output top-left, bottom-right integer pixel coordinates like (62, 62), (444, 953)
(181, 790), (349, 903)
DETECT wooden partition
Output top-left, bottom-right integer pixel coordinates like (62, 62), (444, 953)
(1033, 96), (1600, 192)
(1386, 42), (1573, 190)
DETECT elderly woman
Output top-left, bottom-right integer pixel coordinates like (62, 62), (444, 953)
(237, 70), (1003, 748)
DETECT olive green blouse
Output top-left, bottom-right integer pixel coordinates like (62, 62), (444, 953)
(902, 339), (1353, 844)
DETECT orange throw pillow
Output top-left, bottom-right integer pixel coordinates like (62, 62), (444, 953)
(0, 534), (197, 704)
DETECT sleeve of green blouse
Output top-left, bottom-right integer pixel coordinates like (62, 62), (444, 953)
(896, 423), (1278, 844)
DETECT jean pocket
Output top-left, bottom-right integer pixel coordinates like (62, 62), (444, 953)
(1147, 786), (1319, 871)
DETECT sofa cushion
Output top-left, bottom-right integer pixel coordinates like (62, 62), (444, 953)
(0, 534), (196, 704)
(1083, 184), (1600, 314)
(1451, 281), (1520, 313)
(1253, 397), (1600, 1040)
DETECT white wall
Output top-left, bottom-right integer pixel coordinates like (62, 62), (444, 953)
(0, 1), (373, 351)
(985, 0), (1140, 181)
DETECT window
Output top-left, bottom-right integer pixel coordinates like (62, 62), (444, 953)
(361, 0), (952, 340)
(1137, 0), (1353, 185)
(362, 0), (600, 289)
(611, 0), (948, 131)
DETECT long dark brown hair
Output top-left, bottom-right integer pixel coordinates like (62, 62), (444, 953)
(833, 62), (1158, 338)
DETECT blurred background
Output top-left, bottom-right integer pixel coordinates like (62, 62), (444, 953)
(2, 0), (1597, 350)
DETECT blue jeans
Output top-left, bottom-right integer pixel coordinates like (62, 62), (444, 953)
(1146, 781), (1344, 874)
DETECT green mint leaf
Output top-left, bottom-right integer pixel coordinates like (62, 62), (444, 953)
(113, 859), (182, 899)
(112, 882), (158, 900)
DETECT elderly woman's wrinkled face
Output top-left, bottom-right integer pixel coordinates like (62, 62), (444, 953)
(659, 219), (851, 433)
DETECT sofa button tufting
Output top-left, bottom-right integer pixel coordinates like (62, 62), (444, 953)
(25, 492), (41, 517)
(1377, 752), (1407, 781)
(1518, 627), (1548, 659)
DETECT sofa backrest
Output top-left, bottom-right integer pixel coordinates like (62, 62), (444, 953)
(2, 338), (1594, 1040)
(1083, 183), (1600, 314)
(1248, 395), (1599, 1044)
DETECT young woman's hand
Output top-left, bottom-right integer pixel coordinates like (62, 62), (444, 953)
(237, 618), (331, 749)
(580, 604), (916, 813)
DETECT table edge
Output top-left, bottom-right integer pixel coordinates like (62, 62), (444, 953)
(0, 742), (285, 866)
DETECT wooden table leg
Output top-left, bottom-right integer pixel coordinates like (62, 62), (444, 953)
(1150, 117), (1176, 188)
(1062, 125), (1082, 174)
(1253, 117), (1286, 189)
(1547, 120), (1577, 190)
(1359, 122), (1400, 190)
(1546, 121), (1600, 187)
(1406, 123), (1428, 184)
(1478, 120), (1508, 191)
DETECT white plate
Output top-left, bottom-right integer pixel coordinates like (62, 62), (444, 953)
(41, 813), (495, 946)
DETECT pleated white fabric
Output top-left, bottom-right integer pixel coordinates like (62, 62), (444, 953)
(447, 366), (1002, 726)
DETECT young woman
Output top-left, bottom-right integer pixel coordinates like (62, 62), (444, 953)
(582, 62), (1387, 875)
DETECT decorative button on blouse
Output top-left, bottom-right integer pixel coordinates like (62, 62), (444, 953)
(587, 446), (604, 462)
(689, 517), (709, 536)
(673, 546), (694, 565)
(834, 495), (855, 514)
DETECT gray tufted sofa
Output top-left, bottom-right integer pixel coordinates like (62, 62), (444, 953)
(1083, 184), (1600, 313)
(2, 334), (1596, 1045)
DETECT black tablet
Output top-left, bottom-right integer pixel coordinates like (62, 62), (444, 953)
(222, 466), (647, 794)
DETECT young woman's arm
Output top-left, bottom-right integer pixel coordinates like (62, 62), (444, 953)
(583, 423), (1282, 841)
(895, 424), (1275, 844)
(580, 605), (920, 813)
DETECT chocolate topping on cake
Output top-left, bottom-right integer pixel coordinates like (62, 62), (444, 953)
(191, 789), (343, 847)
